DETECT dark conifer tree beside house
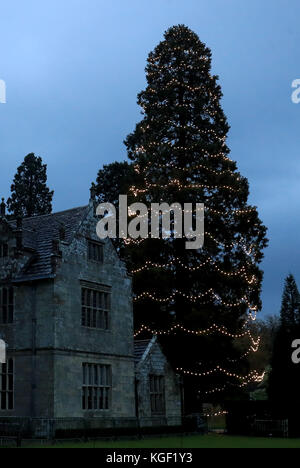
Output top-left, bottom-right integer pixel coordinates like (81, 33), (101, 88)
(95, 161), (136, 205)
(94, 161), (138, 253)
(268, 275), (300, 414)
(7, 153), (54, 218)
(123, 25), (268, 408)
(279, 274), (300, 330)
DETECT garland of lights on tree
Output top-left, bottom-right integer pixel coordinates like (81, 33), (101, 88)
(123, 25), (268, 408)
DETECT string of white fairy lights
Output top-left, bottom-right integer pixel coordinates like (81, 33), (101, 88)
(134, 323), (260, 343)
(141, 103), (219, 119)
(198, 336), (262, 366)
(149, 119), (224, 134)
(133, 322), (261, 361)
(129, 258), (257, 285)
(148, 53), (210, 69)
(147, 77), (210, 91)
(149, 44), (210, 55)
(199, 373), (265, 396)
(130, 179), (240, 196)
(125, 201), (257, 219)
(203, 410), (228, 418)
(176, 366), (265, 383)
(227, 338), (261, 363)
(123, 240), (254, 264)
(124, 232), (256, 260)
(133, 289), (257, 311)
(133, 143), (232, 162)
(201, 386), (227, 396)
(141, 102), (220, 114)
(135, 162), (240, 180)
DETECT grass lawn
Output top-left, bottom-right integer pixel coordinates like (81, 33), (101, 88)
(16, 434), (300, 448)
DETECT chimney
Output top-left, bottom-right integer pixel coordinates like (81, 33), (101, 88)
(50, 254), (57, 273)
(51, 239), (61, 273)
(52, 239), (60, 255)
(16, 217), (22, 230)
(59, 225), (66, 241)
(0, 198), (6, 217)
(90, 183), (96, 202)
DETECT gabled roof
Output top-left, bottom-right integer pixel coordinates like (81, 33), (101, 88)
(134, 337), (157, 364)
(8, 205), (89, 282)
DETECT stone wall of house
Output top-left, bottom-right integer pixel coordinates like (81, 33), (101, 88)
(54, 353), (135, 418)
(0, 219), (57, 418)
(0, 281), (59, 418)
(53, 205), (133, 358)
(51, 205), (136, 418)
(0, 204), (136, 423)
(136, 341), (182, 427)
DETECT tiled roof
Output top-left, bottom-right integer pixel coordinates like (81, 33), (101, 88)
(134, 339), (152, 363)
(9, 206), (89, 282)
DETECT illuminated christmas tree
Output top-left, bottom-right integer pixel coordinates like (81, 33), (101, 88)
(110, 25), (268, 409)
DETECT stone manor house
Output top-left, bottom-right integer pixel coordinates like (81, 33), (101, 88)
(0, 193), (181, 437)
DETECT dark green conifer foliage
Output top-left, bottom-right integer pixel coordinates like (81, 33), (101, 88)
(268, 275), (300, 413)
(7, 153), (53, 218)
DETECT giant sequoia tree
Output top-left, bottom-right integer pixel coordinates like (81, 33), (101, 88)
(7, 153), (54, 218)
(123, 25), (267, 407)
